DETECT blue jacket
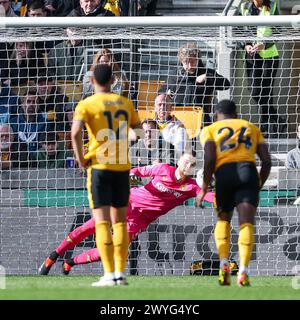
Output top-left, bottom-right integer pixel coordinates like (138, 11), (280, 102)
(10, 112), (46, 152)
(0, 86), (19, 124)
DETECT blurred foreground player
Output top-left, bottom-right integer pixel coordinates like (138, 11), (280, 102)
(197, 100), (271, 287)
(70, 64), (140, 286)
(39, 154), (214, 275)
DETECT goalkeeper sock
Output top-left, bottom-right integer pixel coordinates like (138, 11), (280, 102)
(214, 220), (230, 263)
(112, 222), (129, 274)
(56, 237), (75, 256)
(238, 223), (254, 272)
(73, 248), (100, 265)
(49, 251), (59, 261)
(56, 218), (95, 256)
(95, 221), (114, 274)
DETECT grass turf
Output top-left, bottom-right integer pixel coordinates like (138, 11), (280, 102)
(0, 276), (299, 300)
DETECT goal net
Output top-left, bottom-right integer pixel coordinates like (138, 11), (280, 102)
(0, 17), (299, 276)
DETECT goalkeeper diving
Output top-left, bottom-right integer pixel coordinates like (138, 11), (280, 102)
(39, 153), (214, 276)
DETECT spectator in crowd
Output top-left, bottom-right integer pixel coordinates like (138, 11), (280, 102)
(286, 124), (300, 170)
(65, 101), (75, 130)
(63, 101), (76, 150)
(83, 48), (130, 98)
(1, 41), (46, 87)
(31, 131), (73, 169)
(165, 42), (231, 126)
(154, 93), (188, 162)
(68, 0), (114, 16)
(36, 73), (69, 133)
(0, 123), (19, 169)
(44, 0), (79, 16)
(27, 0), (48, 16)
(240, 0), (286, 135)
(130, 118), (178, 166)
(11, 0), (29, 16)
(138, 0), (157, 16)
(130, 119), (159, 166)
(26, 2), (57, 53)
(0, 80), (19, 124)
(0, 0), (17, 16)
(103, 0), (130, 16)
(47, 28), (91, 81)
(10, 89), (46, 155)
(118, 0), (129, 16)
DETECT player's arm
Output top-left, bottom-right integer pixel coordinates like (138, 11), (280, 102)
(130, 164), (160, 178)
(255, 126), (272, 189)
(198, 141), (216, 201)
(196, 127), (216, 206)
(72, 102), (90, 168)
(71, 120), (89, 169)
(256, 142), (272, 189)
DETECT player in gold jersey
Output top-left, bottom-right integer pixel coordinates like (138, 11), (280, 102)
(72, 64), (141, 287)
(197, 100), (271, 287)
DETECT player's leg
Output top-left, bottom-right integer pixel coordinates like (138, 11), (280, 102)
(110, 170), (130, 285)
(92, 205), (116, 286)
(235, 162), (260, 287)
(62, 248), (100, 275)
(215, 211), (233, 286)
(111, 206), (129, 285)
(87, 168), (116, 287)
(63, 204), (139, 275)
(38, 218), (96, 275)
(236, 202), (256, 287)
(62, 231), (138, 275)
(214, 163), (237, 286)
(93, 206), (114, 284)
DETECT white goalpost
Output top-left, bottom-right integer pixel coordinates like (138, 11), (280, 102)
(0, 16), (299, 276)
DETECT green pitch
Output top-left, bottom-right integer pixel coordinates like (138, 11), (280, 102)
(0, 276), (299, 300)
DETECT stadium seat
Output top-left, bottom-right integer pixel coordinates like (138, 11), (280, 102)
(138, 107), (203, 139)
(137, 80), (165, 109)
(173, 109), (203, 139)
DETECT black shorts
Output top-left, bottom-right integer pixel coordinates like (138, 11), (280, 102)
(87, 168), (130, 209)
(214, 162), (260, 213)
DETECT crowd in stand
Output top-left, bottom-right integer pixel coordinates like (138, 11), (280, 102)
(0, 0), (298, 173)
(1, 0), (158, 17)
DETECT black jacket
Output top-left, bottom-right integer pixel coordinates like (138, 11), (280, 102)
(166, 60), (230, 108)
(45, 0), (80, 16)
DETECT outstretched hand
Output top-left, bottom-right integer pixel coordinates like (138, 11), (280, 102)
(195, 187), (208, 208)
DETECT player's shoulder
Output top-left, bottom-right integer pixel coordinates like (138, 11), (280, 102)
(201, 122), (219, 136)
(107, 93), (134, 110)
(156, 163), (172, 170)
(244, 120), (262, 134)
(78, 93), (106, 108)
(76, 95), (94, 108)
(119, 95), (134, 108)
(154, 163), (174, 174)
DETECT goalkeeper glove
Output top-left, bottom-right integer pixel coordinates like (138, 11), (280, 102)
(130, 174), (142, 187)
